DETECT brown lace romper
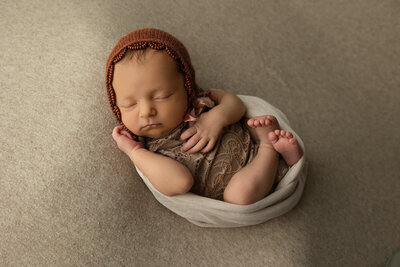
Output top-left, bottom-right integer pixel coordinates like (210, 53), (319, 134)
(142, 119), (288, 201)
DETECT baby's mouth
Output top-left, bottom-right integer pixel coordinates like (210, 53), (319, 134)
(141, 123), (162, 130)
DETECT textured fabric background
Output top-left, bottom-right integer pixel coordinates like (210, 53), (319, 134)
(1, 0), (399, 266)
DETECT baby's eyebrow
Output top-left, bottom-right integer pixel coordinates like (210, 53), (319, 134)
(153, 87), (169, 92)
(151, 85), (167, 91)
(148, 87), (170, 96)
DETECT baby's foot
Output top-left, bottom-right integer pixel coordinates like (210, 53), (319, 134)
(268, 130), (303, 166)
(247, 115), (280, 144)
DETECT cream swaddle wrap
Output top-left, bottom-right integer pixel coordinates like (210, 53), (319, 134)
(135, 95), (308, 228)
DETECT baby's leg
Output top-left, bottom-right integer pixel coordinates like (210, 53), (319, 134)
(223, 115), (280, 205)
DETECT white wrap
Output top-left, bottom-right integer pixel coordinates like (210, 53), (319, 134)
(136, 95), (307, 228)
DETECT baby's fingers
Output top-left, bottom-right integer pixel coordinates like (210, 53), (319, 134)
(112, 126), (135, 143)
(112, 126), (124, 139)
(180, 127), (197, 141)
(181, 134), (201, 152)
(200, 138), (216, 153)
(187, 138), (209, 154)
(120, 129), (134, 140)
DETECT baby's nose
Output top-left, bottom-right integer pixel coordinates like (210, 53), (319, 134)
(139, 100), (156, 118)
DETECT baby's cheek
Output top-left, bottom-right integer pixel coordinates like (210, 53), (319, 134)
(173, 100), (188, 117)
(121, 113), (139, 135)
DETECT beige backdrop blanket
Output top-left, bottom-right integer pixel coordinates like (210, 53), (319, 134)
(136, 95), (307, 227)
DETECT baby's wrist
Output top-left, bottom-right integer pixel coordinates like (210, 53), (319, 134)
(128, 147), (147, 161)
(208, 107), (229, 127)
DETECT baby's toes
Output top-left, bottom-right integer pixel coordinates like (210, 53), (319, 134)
(268, 131), (279, 144)
(285, 131), (293, 138)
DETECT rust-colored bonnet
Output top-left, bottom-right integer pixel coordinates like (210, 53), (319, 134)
(105, 28), (200, 132)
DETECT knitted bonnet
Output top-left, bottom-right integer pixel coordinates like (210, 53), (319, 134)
(105, 28), (200, 131)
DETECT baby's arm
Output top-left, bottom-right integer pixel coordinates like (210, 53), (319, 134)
(112, 126), (194, 196)
(208, 88), (246, 124)
(180, 89), (246, 153)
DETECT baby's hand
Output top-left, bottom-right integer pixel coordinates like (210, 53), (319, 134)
(180, 112), (223, 154)
(112, 126), (144, 157)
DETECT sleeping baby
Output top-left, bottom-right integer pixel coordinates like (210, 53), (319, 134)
(105, 28), (303, 205)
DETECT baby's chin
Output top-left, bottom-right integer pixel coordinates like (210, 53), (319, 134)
(136, 127), (174, 139)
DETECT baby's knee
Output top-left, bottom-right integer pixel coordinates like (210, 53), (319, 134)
(223, 184), (256, 205)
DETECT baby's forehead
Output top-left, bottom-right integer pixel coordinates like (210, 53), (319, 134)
(119, 48), (168, 64)
(112, 49), (183, 94)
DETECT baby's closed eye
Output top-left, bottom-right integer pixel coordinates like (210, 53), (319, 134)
(153, 92), (173, 100)
(119, 102), (137, 109)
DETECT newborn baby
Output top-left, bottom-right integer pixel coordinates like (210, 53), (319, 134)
(105, 28), (303, 205)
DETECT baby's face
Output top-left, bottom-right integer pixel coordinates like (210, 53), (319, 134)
(112, 49), (188, 138)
